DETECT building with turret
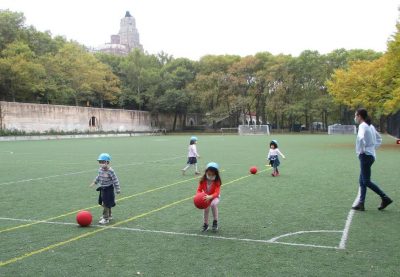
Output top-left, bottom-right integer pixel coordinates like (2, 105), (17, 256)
(96, 11), (143, 55)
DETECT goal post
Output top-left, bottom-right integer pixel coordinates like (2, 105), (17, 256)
(238, 125), (270, 135)
(328, 124), (356, 135)
(220, 127), (239, 135)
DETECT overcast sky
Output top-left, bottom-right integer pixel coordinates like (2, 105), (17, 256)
(1, 0), (399, 60)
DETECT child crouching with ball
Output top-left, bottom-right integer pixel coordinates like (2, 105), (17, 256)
(197, 162), (221, 232)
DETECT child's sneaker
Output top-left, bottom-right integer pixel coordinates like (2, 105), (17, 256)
(99, 218), (110, 224)
(212, 220), (218, 231)
(195, 171), (201, 175)
(181, 169), (185, 175)
(201, 223), (209, 232)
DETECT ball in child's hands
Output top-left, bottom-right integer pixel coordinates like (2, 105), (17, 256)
(193, 192), (211, 209)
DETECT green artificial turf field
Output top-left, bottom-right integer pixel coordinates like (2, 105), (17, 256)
(0, 134), (399, 276)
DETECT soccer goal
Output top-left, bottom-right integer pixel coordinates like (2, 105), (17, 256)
(238, 125), (270, 135)
(220, 128), (239, 135)
(328, 124), (356, 135)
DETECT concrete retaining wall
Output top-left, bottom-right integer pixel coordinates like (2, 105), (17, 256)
(0, 101), (152, 133)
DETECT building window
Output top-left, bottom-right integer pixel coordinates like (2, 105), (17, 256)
(89, 116), (97, 127)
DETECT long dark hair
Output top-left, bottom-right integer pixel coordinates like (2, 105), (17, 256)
(356, 108), (372, 126)
(200, 167), (221, 183)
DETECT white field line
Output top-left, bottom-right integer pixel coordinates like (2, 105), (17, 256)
(0, 217), (341, 250)
(0, 156), (184, 187)
(267, 230), (342, 242)
(338, 188), (360, 249)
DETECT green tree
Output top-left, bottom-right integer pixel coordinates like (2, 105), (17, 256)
(119, 49), (162, 110)
(0, 10), (25, 51)
(383, 22), (400, 113)
(155, 58), (197, 130)
(326, 57), (389, 122)
(0, 41), (45, 102)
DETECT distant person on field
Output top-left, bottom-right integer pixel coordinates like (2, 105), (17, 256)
(267, 140), (286, 177)
(182, 136), (200, 175)
(352, 108), (392, 211)
(197, 162), (221, 232)
(90, 153), (121, 224)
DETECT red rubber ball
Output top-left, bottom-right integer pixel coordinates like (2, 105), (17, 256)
(76, 210), (93, 227)
(193, 192), (211, 209)
(250, 166), (258, 174)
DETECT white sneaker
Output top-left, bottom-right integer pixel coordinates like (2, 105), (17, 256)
(99, 216), (113, 220)
(98, 218), (109, 224)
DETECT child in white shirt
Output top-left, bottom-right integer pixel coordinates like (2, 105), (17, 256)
(267, 140), (285, 177)
(182, 136), (200, 175)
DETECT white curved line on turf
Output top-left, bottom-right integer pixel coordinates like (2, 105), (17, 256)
(267, 230), (343, 243)
(0, 217), (340, 250)
(338, 188), (361, 249)
(0, 156), (184, 186)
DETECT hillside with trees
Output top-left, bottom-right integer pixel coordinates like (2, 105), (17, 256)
(1, 9), (399, 131)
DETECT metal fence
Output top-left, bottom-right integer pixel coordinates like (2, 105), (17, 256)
(387, 111), (400, 138)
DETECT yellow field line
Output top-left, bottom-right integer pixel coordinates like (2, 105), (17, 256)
(0, 175), (201, 234)
(0, 169), (268, 267)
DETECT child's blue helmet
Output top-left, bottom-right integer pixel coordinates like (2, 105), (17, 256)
(190, 136), (198, 141)
(206, 162), (219, 171)
(270, 140), (278, 148)
(97, 153), (111, 161)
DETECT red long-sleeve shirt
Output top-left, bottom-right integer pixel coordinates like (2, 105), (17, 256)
(196, 179), (221, 199)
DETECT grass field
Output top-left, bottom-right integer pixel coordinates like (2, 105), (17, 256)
(0, 134), (399, 276)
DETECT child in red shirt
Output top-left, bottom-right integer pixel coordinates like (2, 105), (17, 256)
(197, 162), (221, 232)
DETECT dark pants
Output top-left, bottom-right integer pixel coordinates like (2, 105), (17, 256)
(358, 153), (387, 203)
(97, 186), (116, 208)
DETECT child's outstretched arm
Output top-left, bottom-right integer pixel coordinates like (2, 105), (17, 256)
(277, 149), (286, 159)
(90, 174), (100, 188)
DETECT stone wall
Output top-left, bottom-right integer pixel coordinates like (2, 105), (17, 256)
(151, 113), (202, 131)
(0, 101), (152, 133)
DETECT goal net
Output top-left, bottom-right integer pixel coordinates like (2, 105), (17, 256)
(238, 125), (270, 135)
(220, 128), (239, 135)
(328, 124), (356, 135)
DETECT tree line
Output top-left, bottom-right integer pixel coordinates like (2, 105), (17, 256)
(1, 9), (399, 131)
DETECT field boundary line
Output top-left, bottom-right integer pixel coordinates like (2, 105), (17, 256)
(0, 216), (340, 250)
(0, 171), (265, 267)
(0, 172), (201, 234)
(0, 197), (191, 267)
(338, 188), (360, 249)
(267, 230), (342, 242)
(0, 156), (184, 187)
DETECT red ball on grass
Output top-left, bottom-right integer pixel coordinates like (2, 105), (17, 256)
(250, 166), (258, 174)
(76, 210), (93, 227)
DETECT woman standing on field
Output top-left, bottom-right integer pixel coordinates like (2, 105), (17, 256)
(352, 108), (393, 211)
